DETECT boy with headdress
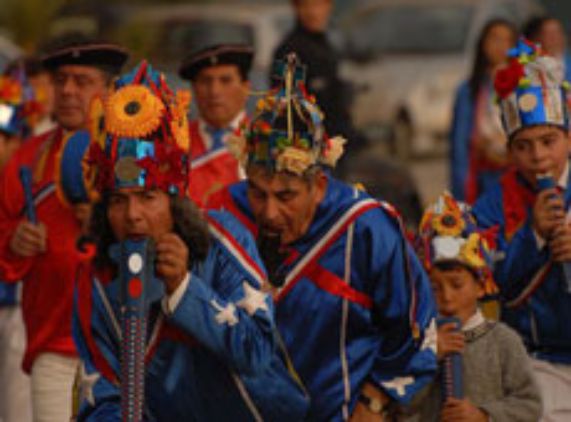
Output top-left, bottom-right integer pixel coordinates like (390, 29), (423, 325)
(473, 39), (571, 420)
(409, 192), (541, 421)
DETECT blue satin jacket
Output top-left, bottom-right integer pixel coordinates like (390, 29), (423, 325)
(473, 171), (571, 364)
(215, 177), (438, 421)
(73, 211), (308, 421)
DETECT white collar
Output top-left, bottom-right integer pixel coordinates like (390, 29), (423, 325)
(462, 309), (485, 332)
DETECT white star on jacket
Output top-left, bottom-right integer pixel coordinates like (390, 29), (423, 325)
(236, 282), (269, 316)
(381, 376), (415, 397)
(79, 361), (100, 406)
(211, 299), (239, 326)
(421, 318), (438, 354)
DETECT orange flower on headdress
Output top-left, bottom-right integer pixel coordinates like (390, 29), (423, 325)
(105, 85), (165, 138)
(170, 115), (190, 151)
(89, 97), (107, 149)
(0, 77), (22, 104)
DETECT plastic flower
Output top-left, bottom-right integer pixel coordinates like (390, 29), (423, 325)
(0, 77), (22, 104)
(459, 233), (485, 269)
(320, 136), (346, 168)
(105, 85), (165, 137)
(170, 115), (190, 151)
(89, 97), (107, 149)
(276, 147), (314, 174)
(431, 210), (465, 237)
(494, 59), (525, 99)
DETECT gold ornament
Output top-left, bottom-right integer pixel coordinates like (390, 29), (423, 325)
(171, 115), (190, 151)
(89, 96), (107, 149)
(459, 233), (485, 269)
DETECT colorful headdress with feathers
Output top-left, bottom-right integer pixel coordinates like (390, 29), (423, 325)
(56, 61), (192, 204)
(0, 68), (44, 138)
(494, 38), (569, 138)
(227, 53), (346, 175)
(417, 192), (498, 295)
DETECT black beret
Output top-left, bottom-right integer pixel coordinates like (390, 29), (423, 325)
(179, 44), (254, 81)
(41, 41), (129, 75)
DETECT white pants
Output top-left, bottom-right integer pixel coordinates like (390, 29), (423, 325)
(30, 353), (78, 422)
(531, 358), (571, 422)
(0, 306), (32, 422)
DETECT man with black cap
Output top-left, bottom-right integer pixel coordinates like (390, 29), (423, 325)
(0, 36), (128, 422)
(179, 44), (253, 206)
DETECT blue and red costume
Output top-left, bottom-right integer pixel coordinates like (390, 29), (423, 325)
(73, 211), (308, 421)
(208, 176), (438, 420)
(473, 168), (571, 364)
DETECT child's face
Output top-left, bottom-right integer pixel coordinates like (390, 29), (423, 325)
(430, 265), (484, 324)
(508, 125), (571, 186)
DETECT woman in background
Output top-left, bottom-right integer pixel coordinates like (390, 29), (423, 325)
(450, 19), (517, 203)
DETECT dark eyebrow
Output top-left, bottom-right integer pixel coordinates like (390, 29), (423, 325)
(247, 180), (262, 191)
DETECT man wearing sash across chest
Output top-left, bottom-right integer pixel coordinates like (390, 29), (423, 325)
(0, 36), (128, 422)
(472, 39), (571, 420)
(58, 61), (308, 421)
(207, 54), (438, 421)
(179, 44), (252, 207)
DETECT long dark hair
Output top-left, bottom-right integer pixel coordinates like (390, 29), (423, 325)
(89, 194), (210, 272)
(469, 19), (517, 99)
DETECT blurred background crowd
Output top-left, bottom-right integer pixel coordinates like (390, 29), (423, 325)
(0, 0), (570, 225)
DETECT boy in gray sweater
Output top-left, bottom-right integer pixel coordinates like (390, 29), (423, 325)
(409, 192), (541, 422)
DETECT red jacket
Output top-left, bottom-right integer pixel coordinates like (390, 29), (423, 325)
(188, 119), (243, 207)
(0, 128), (81, 372)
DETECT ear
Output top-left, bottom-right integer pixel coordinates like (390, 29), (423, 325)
(313, 171), (328, 203)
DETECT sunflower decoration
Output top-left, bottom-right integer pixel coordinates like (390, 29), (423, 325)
(105, 85), (165, 138)
(431, 210), (465, 237)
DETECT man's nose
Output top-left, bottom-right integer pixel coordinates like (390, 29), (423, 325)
(126, 197), (143, 222)
(262, 197), (280, 223)
(61, 77), (77, 96)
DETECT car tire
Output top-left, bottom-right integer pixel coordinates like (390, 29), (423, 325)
(391, 112), (413, 162)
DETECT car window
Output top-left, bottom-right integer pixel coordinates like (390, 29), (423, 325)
(348, 5), (475, 56)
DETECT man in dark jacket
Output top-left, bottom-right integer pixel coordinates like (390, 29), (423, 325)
(272, 0), (364, 159)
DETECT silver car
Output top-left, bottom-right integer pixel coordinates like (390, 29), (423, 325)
(339, 0), (542, 159)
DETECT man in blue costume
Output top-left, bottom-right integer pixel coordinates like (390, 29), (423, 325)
(208, 54), (437, 421)
(58, 61), (307, 421)
(473, 39), (571, 420)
